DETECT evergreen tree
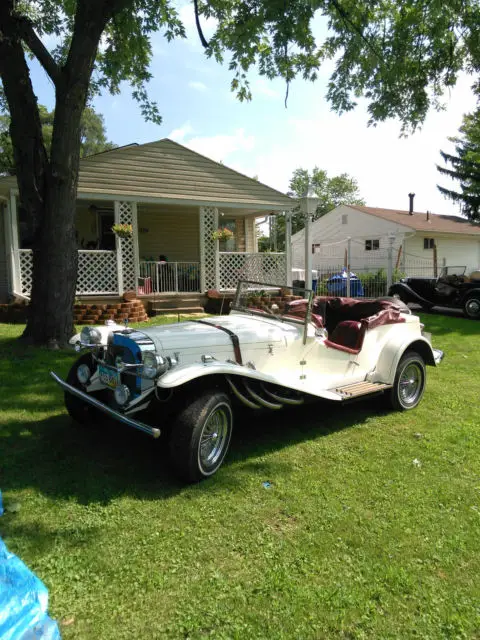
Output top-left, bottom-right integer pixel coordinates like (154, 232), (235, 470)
(437, 109), (480, 222)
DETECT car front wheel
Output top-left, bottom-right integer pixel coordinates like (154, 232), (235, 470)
(389, 352), (426, 411)
(463, 295), (480, 319)
(169, 390), (233, 483)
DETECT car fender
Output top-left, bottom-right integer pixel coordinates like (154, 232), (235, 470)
(388, 283), (433, 306)
(156, 360), (281, 389)
(373, 336), (436, 385)
(460, 287), (480, 304)
(69, 323), (125, 347)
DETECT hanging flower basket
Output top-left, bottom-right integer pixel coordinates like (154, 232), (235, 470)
(112, 223), (133, 239)
(212, 227), (234, 242)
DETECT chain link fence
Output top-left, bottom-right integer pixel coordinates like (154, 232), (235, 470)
(293, 252), (437, 299)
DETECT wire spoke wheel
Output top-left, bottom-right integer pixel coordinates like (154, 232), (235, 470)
(389, 352), (426, 411)
(464, 296), (480, 319)
(169, 390), (233, 482)
(399, 363), (423, 406)
(199, 407), (230, 471)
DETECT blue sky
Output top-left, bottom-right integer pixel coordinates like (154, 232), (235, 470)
(31, 4), (477, 216)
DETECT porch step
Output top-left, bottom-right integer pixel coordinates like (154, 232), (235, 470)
(150, 306), (205, 316)
(332, 381), (392, 399)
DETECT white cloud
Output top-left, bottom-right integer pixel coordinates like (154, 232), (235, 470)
(168, 121), (194, 142)
(238, 75), (478, 215)
(253, 78), (280, 99)
(189, 81), (207, 92)
(179, 129), (256, 163)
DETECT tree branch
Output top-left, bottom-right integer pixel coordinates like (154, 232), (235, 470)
(14, 16), (61, 86)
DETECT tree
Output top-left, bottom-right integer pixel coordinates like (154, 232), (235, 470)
(0, 105), (115, 175)
(437, 109), (480, 221)
(1, 0), (480, 345)
(266, 167), (364, 251)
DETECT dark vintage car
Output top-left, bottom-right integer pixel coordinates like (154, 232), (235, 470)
(389, 266), (480, 319)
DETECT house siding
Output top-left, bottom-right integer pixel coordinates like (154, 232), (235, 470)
(137, 204), (200, 262)
(404, 235), (480, 272)
(0, 206), (9, 301)
(292, 205), (410, 269)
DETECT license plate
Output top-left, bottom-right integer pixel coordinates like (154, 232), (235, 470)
(98, 364), (121, 389)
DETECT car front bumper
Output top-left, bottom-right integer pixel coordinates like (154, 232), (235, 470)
(433, 349), (444, 365)
(50, 371), (161, 439)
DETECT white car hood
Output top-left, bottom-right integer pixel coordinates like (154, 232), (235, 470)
(140, 312), (302, 356)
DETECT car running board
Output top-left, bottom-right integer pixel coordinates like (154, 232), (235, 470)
(331, 381), (392, 399)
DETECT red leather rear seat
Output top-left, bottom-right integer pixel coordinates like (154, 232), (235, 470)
(325, 320), (365, 353)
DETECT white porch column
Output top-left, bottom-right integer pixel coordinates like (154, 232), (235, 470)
(285, 210), (292, 286)
(304, 212), (312, 290)
(199, 206), (219, 291)
(6, 191), (21, 293)
(114, 201), (138, 295)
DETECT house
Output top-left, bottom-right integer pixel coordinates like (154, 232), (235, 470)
(292, 202), (480, 275)
(0, 139), (295, 304)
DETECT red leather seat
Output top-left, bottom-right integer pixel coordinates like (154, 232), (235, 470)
(328, 320), (364, 351)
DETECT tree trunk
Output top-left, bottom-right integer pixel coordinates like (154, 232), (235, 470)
(1, 0), (125, 346)
(21, 4), (116, 346)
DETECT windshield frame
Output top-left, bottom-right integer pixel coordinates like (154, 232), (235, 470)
(231, 280), (315, 343)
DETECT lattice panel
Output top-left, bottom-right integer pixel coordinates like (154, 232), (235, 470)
(77, 251), (118, 294)
(19, 249), (33, 296)
(117, 201), (136, 292)
(200, 207), (217, 291)
(219, 253), (287, 289)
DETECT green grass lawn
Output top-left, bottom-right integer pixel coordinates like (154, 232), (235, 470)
(1, 313), (480, 639)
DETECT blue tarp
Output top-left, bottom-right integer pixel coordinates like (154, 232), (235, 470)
(327, 270), (364, 297)
(0, 492), (61, 640)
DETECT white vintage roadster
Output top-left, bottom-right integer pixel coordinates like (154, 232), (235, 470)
(51, 281), (443, 482)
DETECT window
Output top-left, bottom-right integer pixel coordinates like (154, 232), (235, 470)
(424, 238), (435, 250)
(342, 214), (348, 225)
(365, 239), (380, 251)
(312, 243), (321, 254)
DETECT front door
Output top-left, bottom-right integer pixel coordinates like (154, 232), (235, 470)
(99, 212), (115, 250)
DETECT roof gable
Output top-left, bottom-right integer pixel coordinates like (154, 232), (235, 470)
(76, 138), (293, 208)
(0, 138), (294, 209)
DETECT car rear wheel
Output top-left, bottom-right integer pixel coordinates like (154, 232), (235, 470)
(169, 390), (233, 483)
(463, 295), (480, 319)
(65, 353), (105, 425)
(389, 352), (426, 411)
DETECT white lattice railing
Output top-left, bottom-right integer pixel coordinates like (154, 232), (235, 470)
(19, 249), (33, 296)
(139, 262), (200, 293)
(219, 252), (287, 290)
(18, 249), (118, 296)
(77, 250), (118, 294)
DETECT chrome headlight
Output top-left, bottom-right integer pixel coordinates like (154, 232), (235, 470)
(77, 364), (91, 384)
(114, 384), (130, 406)
(80, 326), (102, 345)
(142, 352), (168, 379)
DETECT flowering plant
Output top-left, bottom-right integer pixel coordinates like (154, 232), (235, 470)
(212, 227), (234, 242)
(112, 223), (133, 238)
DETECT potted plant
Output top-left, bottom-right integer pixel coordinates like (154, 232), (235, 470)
(111, 223), (133, 239)
(211, 227), (234, 242)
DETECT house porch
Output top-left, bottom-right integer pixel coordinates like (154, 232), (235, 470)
(10, 197), (290, 299)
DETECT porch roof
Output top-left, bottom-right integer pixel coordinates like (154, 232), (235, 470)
(0, 139), (294, 211)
